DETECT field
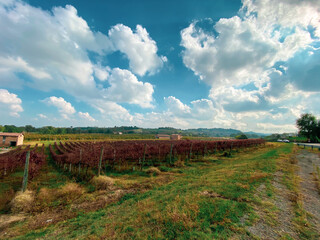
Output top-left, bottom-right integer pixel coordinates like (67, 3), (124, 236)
(0, 140), (319, 239)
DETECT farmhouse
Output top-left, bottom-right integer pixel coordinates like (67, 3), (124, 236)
(170, 134), (181, 140)
(0, 132), (24, 147)
(155, 134), (170, 140)
(155, 134), (182, 140)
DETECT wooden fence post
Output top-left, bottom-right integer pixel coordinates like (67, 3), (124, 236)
(78, 149), (82, 175)
(22, 151), (30, 192)
(169, 143), (173, 165)
(98, 147), (104, 176)
(229, 142), (233, 155)
(204, 143), (207, 156)
(189, 143), (193, 161)
(142, 144), (147, 168)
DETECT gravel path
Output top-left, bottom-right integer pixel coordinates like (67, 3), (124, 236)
(246, 172), (298, 239)
(297, 150), (320, 232)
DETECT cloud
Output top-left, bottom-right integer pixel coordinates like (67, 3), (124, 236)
(43, 96), (76, 116)
(108, 24), (165, 76)
(101, 68), (154, 108)
(78, 112), (95, 122)
(164, 96), (191, 117)
(164, 96), (218, 121)
(256, 123), (297, 133)
(180, 0), (319, 92)
(37, 113), (47, 119)
(89, 99), (134, 123)
(178, 0), (320, 132)
(94, 65), (110, 81)
(52, 5), (113, 54)
(0, 0), (160, 109)
(0, 89), (23, 117)
(180, 15), (313, 88)
(285, 49), (320, 92)
(209, 86), (272, 112)
(242, 0), (320, 37)
(0, 0), (101, 98)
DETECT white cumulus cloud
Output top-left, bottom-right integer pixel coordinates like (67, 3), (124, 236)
(78, 112), (95, 122)
(0, 89), (23, 117)
(0, 0), (161, 112)
(109, 24), (165, 76)
(101, 68), (154, 108)
(44, 96), (76, 115)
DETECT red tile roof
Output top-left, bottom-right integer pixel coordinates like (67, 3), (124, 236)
(0, 132), (23, 137)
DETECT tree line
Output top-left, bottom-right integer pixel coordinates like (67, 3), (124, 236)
(0, 125), (144, 135)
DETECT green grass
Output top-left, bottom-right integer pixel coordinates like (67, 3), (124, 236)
(0, 143), (294, 240)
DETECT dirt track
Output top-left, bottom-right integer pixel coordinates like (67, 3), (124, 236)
(246, 149), (320, 239)
(297, 150), (320, 232)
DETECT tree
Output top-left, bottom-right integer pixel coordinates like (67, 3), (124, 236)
(235, 134), (248, 139)
(296, 113), (319, 142)
(25, 125), (36, 132)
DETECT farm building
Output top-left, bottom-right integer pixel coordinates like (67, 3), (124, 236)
(155, 134), (182, 140)
(155, 134), (170, 140)
(170, 134), (181, 140)
(0, 132), (24, 147)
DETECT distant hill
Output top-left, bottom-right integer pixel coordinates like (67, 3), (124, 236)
(184, 128), (242, 137)
(244, 131), (269, 139)
(1, 124), (265, 138)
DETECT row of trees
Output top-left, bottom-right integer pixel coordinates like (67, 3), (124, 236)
(296, 113), (320, 142)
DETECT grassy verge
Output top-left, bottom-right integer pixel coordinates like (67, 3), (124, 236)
(1, 143), (294, 239)
(278, 146), (319, 239)
(313, 164), (320, 195)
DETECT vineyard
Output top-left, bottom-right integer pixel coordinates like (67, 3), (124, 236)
(0, 139), (265, 191)
(0, 144), (46, 180)
(49, 139), (265, 176)
(2, 140), (306, 240)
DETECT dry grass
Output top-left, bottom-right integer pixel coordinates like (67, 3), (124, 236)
(313, 165), (320, 195)
(249, 171), (269, 183)
(37, 187), (56, 203)
(235, 182), (250, 190)
(91, 176), (115, 190)
(57, 183), (84, 201)
(0, 188), (15, 211)
(10, 190), (34, 213)
(144, 167), (161, 176)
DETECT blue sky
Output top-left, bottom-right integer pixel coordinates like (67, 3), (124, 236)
(0, 0), (320, 133)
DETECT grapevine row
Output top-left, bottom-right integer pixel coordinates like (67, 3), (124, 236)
(0, 144), (46, 179)
(49, 139), (265, 174)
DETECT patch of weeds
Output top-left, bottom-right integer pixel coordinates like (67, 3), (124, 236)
(197, 199), (247, 238)
(86, 184), (96, 193)
(107, 170), (149, 178)
(117, 193), (137, 205)
(159, 166), (172, 172)
(14, 229), (49, 240)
